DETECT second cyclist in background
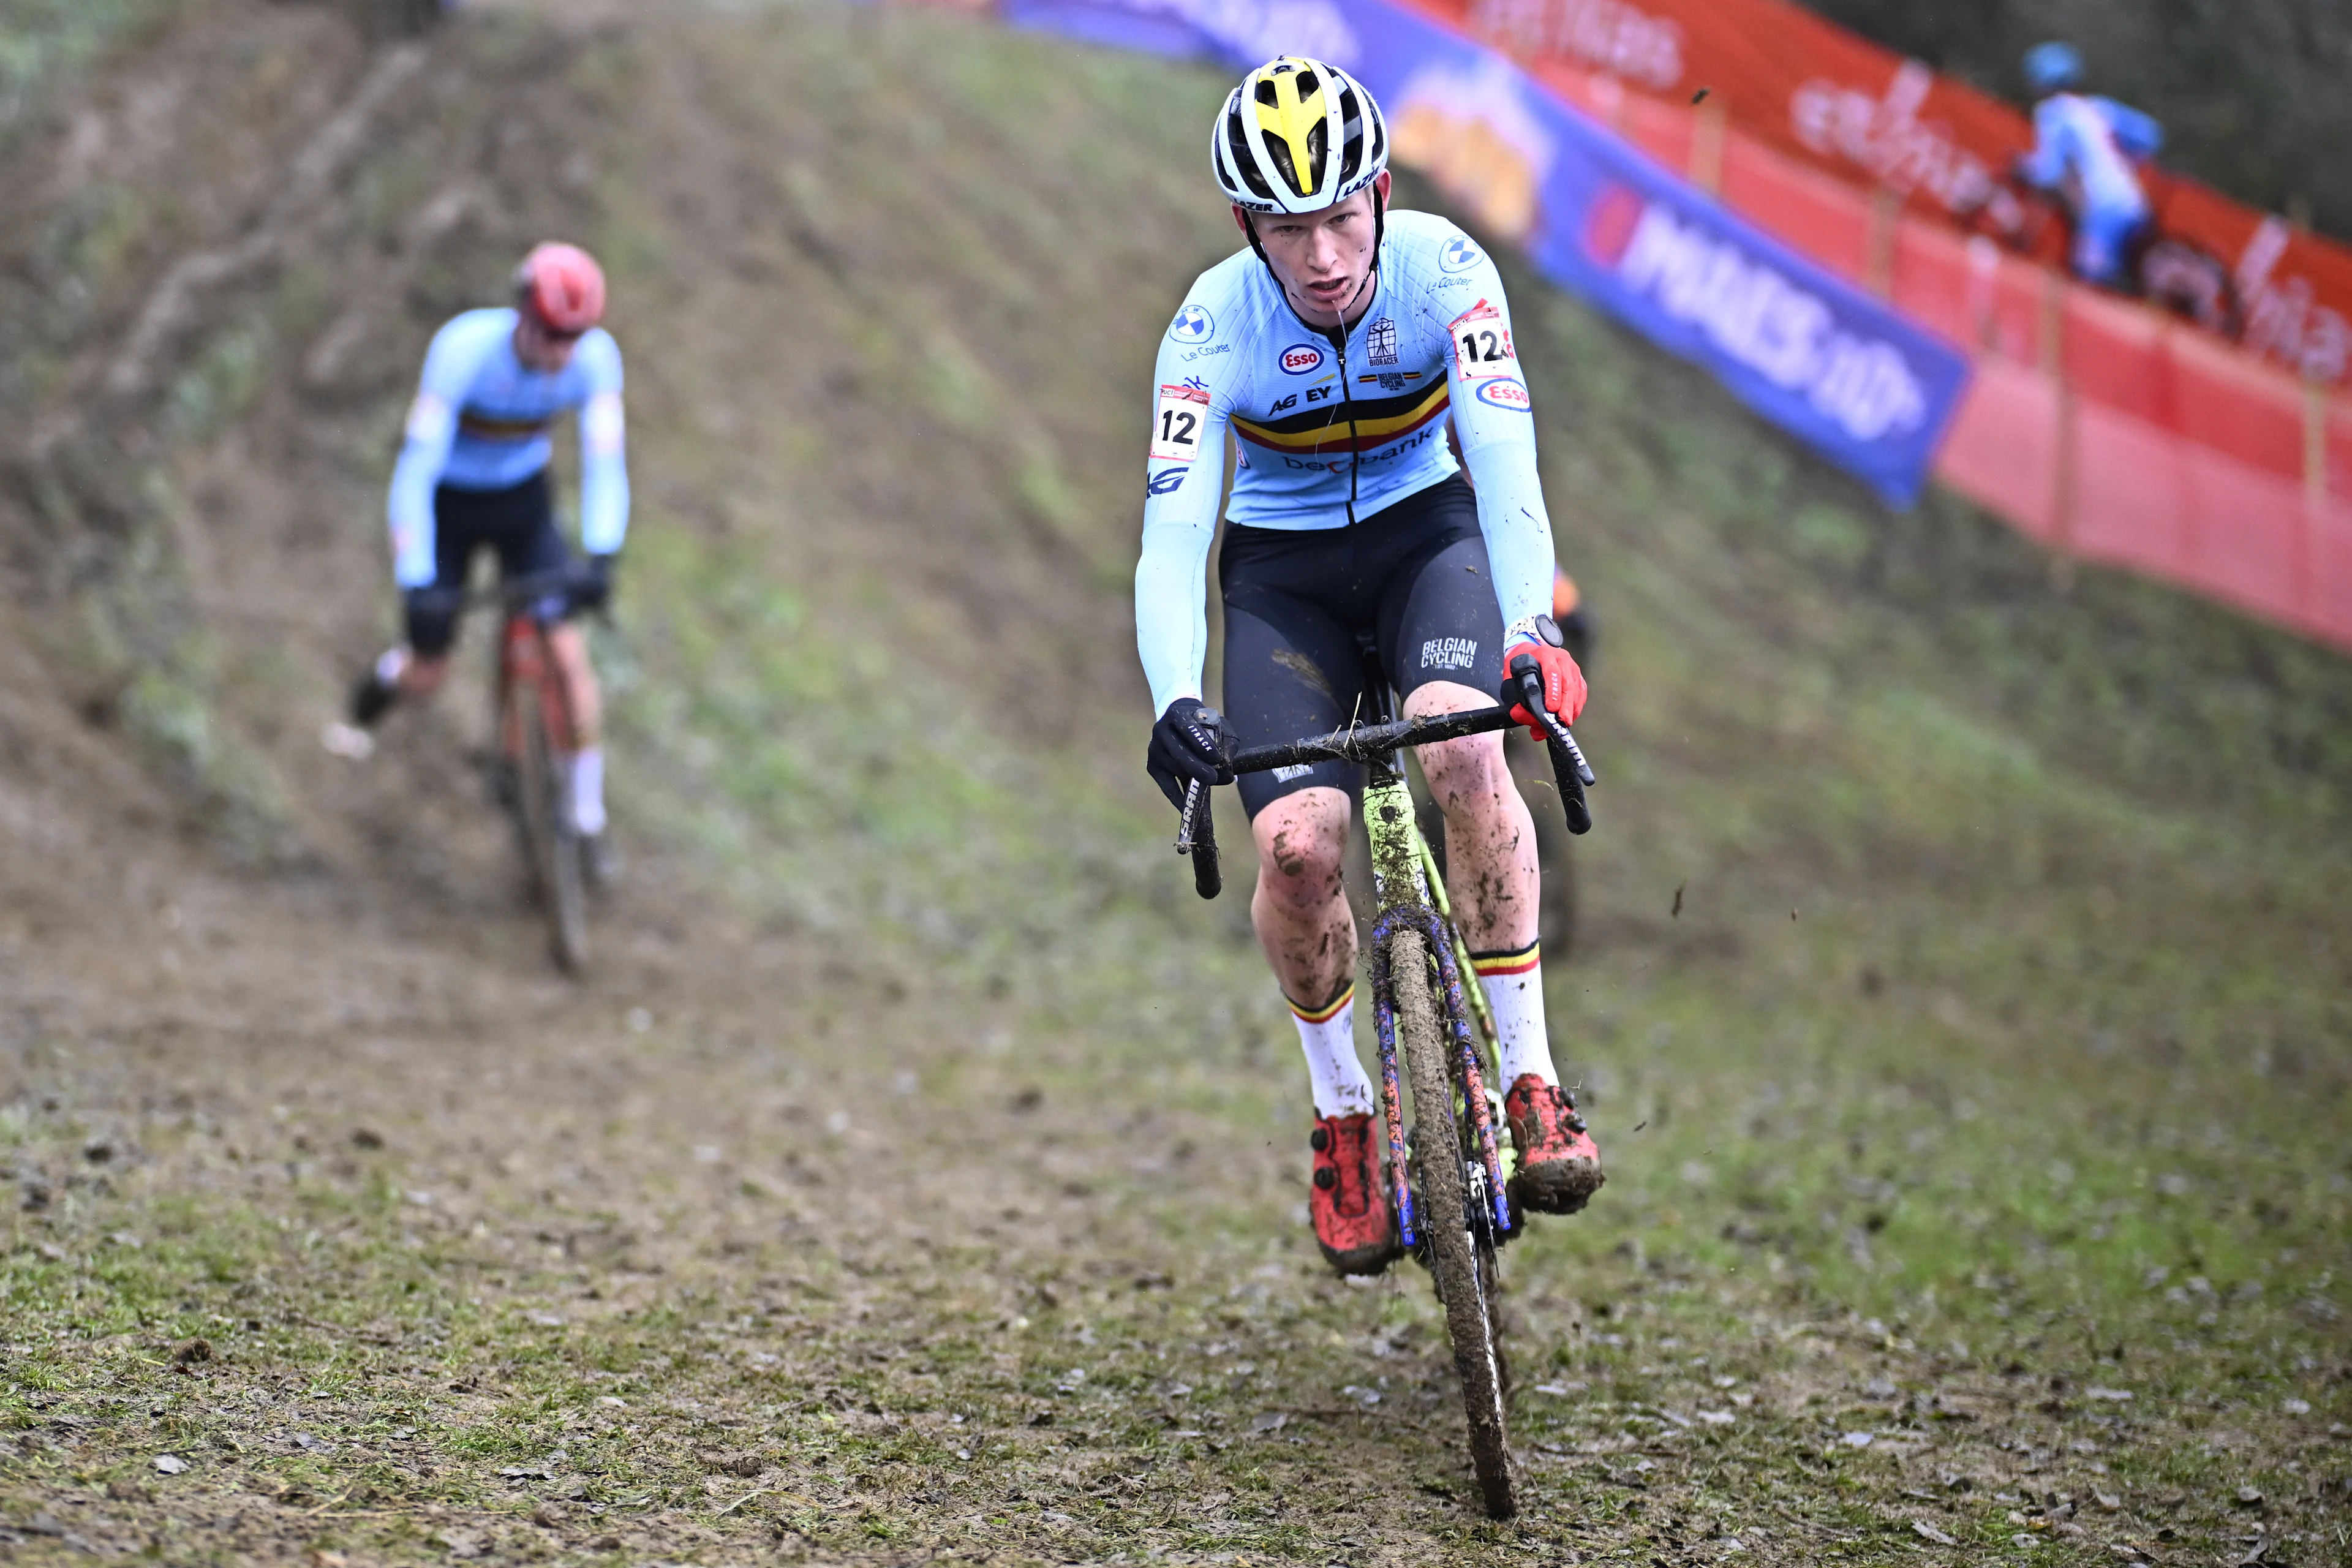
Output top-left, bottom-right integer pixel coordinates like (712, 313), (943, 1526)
(348, 242), (630, 876)
(2013, 43), (2163, 291)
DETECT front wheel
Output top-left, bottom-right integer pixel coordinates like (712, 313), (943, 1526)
(1392, 927), (1518, 1520)
(509, 677), (588, 974)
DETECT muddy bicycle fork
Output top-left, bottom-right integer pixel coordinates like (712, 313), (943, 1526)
(1360, 755), (1515, 1250)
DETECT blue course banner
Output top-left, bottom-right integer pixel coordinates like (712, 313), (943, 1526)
(1002, 0), (1972, 506)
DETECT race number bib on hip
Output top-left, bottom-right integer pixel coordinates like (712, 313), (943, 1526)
(1448, 301), (1517, 383)
(1150, 382), (1211, 464)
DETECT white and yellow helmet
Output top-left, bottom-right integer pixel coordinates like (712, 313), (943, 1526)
(1212, 56), (1390, 215)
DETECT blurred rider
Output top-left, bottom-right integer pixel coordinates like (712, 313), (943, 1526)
(1136, 58), (1602, 1276)
(349, 243), (628, 866)
(2013, 43), (2164, 290)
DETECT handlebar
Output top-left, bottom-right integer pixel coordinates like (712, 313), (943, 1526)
(478, 565), (597, 610)
(406, 565), (600, 619)
(1172, 696), (1594, 900)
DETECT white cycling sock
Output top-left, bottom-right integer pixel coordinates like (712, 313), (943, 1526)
(568, 746), (607, 836)
(1290, 984), (1374, 1118)
(1472, 941), (1557, 1087)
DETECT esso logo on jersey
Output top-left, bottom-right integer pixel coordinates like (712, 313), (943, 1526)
(1476, 377), (1532, 411)
(1278, 342), (1325, 376)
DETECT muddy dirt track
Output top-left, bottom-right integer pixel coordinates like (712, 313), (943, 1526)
(1, 1), (2348, 1564)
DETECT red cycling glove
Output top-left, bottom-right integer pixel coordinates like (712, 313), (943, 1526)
(1501, 617), (1587, 742)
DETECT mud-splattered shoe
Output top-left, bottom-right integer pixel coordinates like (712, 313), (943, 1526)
(1503, 1074), (1604, 1215)
(349, 669), (398, 728)
(581, 831), (620, 889)
(1310, 1112), (1402, 1276)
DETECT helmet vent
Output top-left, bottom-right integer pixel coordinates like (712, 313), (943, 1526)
(1224, 109), (1278, 203)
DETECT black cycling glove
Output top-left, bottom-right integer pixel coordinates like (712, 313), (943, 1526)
(1147, 699), (1233, 810)
(402, 586), (464, 657)
(574, 552), (617, 613)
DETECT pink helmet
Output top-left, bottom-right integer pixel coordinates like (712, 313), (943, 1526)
(514, 242), (606, 334)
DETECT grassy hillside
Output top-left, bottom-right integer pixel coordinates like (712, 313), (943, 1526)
(0, 1), (2344, 1563)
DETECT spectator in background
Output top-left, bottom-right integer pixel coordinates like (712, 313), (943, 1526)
(2013, 42), (2164, 292)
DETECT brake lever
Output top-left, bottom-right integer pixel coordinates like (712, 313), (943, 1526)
(1177, 778), (1222, 900)
(1513, 665), (1596, 787)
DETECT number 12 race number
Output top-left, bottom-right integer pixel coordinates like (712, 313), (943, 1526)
(1449, 301), (1517, 383)
(1151, 382), (1212, 463)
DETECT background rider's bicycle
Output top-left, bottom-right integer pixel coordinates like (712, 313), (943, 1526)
(425, 567), (601, 974)
(1172, 644), (1594, 1520)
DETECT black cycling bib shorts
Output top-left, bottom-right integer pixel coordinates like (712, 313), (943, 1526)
(405, 472), (573, 655)
(1219, 474), (1506, 820)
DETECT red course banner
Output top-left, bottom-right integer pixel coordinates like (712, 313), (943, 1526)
(1420, 0), (2352, 389)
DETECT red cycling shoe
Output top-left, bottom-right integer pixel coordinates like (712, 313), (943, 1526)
(1309, 1112), (1402, 1276)
(1504, 1074), (1604, 1215)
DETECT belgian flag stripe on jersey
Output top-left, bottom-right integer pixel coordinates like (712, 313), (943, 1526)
(1230, 380), (1450, 456)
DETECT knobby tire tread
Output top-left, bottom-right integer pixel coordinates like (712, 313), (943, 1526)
(1392, 927), (1518, 1520)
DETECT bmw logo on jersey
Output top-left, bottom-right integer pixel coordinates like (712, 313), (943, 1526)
(1169, 304), (1216, 344)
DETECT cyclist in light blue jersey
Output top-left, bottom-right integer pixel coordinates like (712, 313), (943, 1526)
(1136, 57), (1602, 1276)
(2014, 43), (2165, 290)
(349, 243), (628, 864)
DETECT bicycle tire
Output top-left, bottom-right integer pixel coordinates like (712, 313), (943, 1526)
(1392, 925), (1518, 1519)
(510, 678), (589, 973)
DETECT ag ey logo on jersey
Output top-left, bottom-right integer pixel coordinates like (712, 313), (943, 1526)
(1440, 235), (1485, 274)
(1449, 301), (1517, 383)
(1150, 380), (1211, 464)
(1476, 378), (1531, 411)
(1278, 342), (1324, 376)
(1169, 304), (1216, 344)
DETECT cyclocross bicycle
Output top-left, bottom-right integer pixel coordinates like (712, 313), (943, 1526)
(442, 567), (599, 973)
(1173, 644), (1593, 1520)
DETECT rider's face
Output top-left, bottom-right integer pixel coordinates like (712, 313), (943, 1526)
(512, 311), (582, 373)
(1235, 170), (1390, 330)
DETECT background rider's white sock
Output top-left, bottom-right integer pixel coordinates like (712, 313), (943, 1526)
(1472, 941), (1558, 1086)
(568, 746), (607, 836)
(1290, 985), (1374, 1118)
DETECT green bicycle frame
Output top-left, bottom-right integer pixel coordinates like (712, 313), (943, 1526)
(1361, 757), (1512, 1161)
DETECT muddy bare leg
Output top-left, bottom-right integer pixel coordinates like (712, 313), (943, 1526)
(1250, 786), (1355, 1008)
(1404, 680), (1537, 954)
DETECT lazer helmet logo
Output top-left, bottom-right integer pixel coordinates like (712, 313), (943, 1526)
(1147, 468), (1188, 496)
(1440, 236), (1485, 274)
(1278, 342), (1325, 375)
(1169, 304), (1216, 344)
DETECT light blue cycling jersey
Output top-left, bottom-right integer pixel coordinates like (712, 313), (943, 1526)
(1133, 210), (1556, 716)
(2018, 93), (2162, 224)
(385, 307), (628, 589)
